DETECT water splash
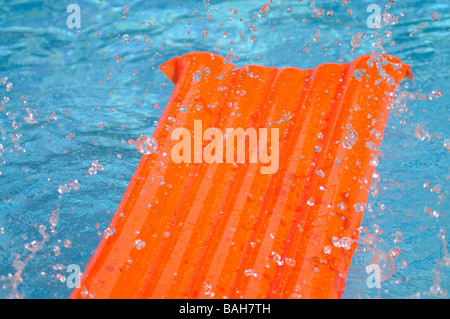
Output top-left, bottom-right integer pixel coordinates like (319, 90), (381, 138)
(57, 180), (80, 194)
(0, 225), (49, 299)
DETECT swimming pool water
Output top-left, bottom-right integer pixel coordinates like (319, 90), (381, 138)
(0, 0), (448, 299)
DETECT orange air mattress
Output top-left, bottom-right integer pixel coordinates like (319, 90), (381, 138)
(71, 51), (412, 299)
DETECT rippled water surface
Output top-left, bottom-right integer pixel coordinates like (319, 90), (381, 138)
(0, 0), (448, 298)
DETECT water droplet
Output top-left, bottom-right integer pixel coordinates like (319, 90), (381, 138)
(351, 32), (364, 49)
(223, 53), (234, 64)
(327, 10), (333, 17)
(343, 130), (358, 150)
(271, 252), (284, 266)
(340, 237), (353, 250)
(414, 124), (430, 141)
(104, 227), (115, 238)
(311, 9), (324, 18)
(244, 269), (257, 277)
(192, 71), (202, 82)
(372, 250), (395, 281)
(389, 246), (401, 258)
(49, 208), (60, 227)
(285, 258), (296, 267)
(332, 237), (341, 248)
(122, 34), (130, 42)
(135, 136), (158, 154)
(353, 68), (366, 79)
(324, 245), (331, 254)
(428, 90), (442, 100)
(354, 203), (364, 212)
(431, 11), (439, 22)
(64, 240), (72, 248)
(258, 1), (272, 18)
(443, 138), (450, 152)
(316, 170), (325, 178)
(134, 239), (146, 250)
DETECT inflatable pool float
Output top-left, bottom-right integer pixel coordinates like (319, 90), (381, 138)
(70, 52), (412, 299)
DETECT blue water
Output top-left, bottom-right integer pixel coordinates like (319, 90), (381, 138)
(0, 0), (448, 299)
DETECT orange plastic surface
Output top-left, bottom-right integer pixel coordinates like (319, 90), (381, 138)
(71, 52), (412, 299)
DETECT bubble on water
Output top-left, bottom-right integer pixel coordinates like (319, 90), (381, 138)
(343, 130), (358, 150)
(444, 138), (450, 152)
(135, 136), (158, 154)
(428, 90), (442, 100)
(122, 34), (130, 42)
(88, 160), (104, 175)
(24, 108), (38, 124)
(66, 133), (75, 141)
(414, 124), (431, 141)
(5, 82), (13, 91)
(327, 10), (333, 17)
(53, 245), (60, 256)
(431, 11), (439, 22)
(58, 180), (80, 194)
(324, 245), (331, 254)
(134, 239), (146, 250)
(393, 231), (404, 244)
(64, 240), (72, 248)
(382, 12), (399, 25)
(311, 9), (324, 18)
